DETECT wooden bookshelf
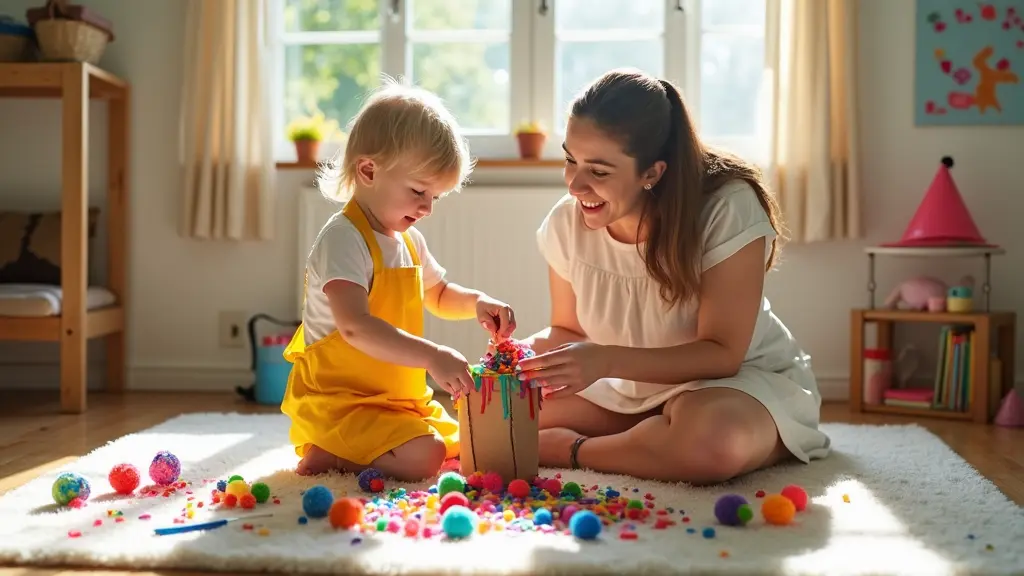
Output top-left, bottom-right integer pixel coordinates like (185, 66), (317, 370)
(849, 309), (1016, 423)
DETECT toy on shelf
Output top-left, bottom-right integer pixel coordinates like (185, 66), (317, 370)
(885, 275), (975, 312)
(455, 338), (542, 481)
(864, 156), (1004, 312)
(882, 156), (994, 249)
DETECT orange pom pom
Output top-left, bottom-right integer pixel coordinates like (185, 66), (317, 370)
(761, 494), (796, 525)
(329, 497), (364, 529)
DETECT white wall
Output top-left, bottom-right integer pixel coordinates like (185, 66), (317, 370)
(0, 0), (1020, 395)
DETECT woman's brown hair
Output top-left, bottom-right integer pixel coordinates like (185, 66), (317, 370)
(569, 68), (786, 307)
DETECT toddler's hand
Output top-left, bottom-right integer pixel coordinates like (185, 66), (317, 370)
(428, 345), (474, 396)
(476, 295), (517, 343)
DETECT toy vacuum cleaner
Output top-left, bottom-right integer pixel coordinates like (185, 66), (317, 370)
(235, 313), (300, 405)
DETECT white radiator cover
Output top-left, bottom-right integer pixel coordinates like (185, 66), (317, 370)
(297, 185), (569, 362)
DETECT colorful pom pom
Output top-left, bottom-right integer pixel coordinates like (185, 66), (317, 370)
(762, 493), (796, 525)
(108, 463), (140, 495)
(441, 505), (477, 539)
(250, 481), (271, 503)
(357, 468), (385, 493)
(714, 494), (753, 526)
(479, 338), (536, 374)
(569, 510), (602, 540)
(329, 497), (363, 529)
(148, 451), (181, 486)
(780, 484), (808, 511)
(436, 471), (466, 497)
(302, 485), (334, 518)
(52, 472), (90, 506)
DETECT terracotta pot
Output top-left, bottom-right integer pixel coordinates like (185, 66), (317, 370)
(293, 139), (321, 164)
(516, 132), (547, 159)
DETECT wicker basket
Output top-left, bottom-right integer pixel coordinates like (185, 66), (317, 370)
(27, 0), (113, 64)
(34, 18), (106, 63)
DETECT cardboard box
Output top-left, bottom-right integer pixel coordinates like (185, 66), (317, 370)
(456, 368), (542, 481)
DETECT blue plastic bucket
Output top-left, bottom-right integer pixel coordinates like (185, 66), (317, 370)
(255, 342), (291, 405)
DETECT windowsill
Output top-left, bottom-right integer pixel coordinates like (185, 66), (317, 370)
(275, 158), (564, 171)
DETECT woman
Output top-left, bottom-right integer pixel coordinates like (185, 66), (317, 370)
(516, 69), (831, 485)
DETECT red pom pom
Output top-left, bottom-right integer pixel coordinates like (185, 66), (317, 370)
(780, 484), (808, 511)
(507, 479), (531, 499)
(481, 472), (504, 493)
(369, 478), (384, 493)
(223, 494), (238, 508)
(543, 478), (562, 495)
(108, 463), (141, 495)
(438, 491), (469, 514)
(239, 493), (257, 509)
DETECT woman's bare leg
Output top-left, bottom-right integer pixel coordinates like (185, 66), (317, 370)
(538, 387), (793, 484)
(539, 393), (659, 437)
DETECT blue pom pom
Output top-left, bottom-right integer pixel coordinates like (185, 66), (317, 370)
(441, 505), (477, 539)
(569, 510), (602, 540)
(533, 508), (553, 526)
(216, 480), (227, 492)
(357, 468), (384, 492)
(301, 485), (334, 518)
(702, 526), (716, 539)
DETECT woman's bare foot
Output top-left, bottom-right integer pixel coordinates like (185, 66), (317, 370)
(538, 427), (585, 468)
(296, 445), (345, 476)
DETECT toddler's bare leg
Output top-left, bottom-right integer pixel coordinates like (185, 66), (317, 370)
(296, 445), (361, 476)
(370, 434), (447, 481)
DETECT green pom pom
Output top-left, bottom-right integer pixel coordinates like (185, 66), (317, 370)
(562, 482), (582, 497)
(250, 481), (271, 503)
(437, 471), (466, 497)
(737, 504), (753, 524)
(627, 499), (644, 510)
(228, 474), (244, 483)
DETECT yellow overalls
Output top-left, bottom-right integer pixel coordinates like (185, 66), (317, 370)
(280, 200), (460, 465)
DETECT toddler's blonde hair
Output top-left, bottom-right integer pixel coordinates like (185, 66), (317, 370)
(317, 78), (474, 202)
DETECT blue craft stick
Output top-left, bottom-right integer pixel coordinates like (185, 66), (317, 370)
(153, 513), (273, 536)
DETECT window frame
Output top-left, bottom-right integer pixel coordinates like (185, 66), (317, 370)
(268, 0), (769, 165)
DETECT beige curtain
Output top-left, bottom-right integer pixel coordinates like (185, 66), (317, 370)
(766, 0), (861, 243)
(180, 0), (274, 240)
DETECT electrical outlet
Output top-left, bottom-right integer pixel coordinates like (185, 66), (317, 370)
(218, 311), (248, 348)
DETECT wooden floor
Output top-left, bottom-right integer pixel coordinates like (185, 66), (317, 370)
(1, 390), (1022, 576)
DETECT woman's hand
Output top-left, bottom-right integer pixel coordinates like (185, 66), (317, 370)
(476, 294), (517, 342)
(516, 342), (610, 398)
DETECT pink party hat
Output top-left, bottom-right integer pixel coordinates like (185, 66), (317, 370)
(995, 389), (1024, 427)
(882, 156), (995, 248)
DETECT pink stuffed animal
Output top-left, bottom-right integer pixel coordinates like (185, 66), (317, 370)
(884, 275), (974, 310)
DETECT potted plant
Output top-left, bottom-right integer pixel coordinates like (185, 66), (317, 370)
(286, 112), (338, 164)
(514, 120), (547, 160)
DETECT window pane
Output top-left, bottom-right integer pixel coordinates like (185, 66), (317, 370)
(283, 0), (378, 32)
(283, 44), (381, 136)
(411, 42), (510, 132)
(556, 40), (663, 130)
(702, 0), (765, 28)
(555, 0), (663, 31)
(699, 33), (764, 137)
(410, 0), (510, 31)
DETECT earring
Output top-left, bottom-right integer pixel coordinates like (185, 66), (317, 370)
(644, 183), (653, 190)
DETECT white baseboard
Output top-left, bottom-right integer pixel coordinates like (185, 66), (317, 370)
(0, 364), (1018, 402)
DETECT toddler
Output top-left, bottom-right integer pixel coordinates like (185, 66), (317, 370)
(281, 81), (517, 481)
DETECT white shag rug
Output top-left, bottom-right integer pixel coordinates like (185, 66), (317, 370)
(0, 413), (1022, 576)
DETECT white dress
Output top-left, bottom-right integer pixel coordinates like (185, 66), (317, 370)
(535, 180), (832, 463)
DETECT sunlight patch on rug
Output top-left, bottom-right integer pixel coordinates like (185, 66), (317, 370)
(0, 413), (1021, 575)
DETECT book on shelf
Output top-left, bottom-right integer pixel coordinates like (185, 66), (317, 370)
(882, 325), (975, 412)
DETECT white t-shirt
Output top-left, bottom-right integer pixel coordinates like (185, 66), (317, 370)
(302, 210), (446, 344)
(536, 179), (820, 412)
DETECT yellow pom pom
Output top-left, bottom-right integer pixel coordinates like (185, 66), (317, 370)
(226, 480), (249, 498)
(502, 509), (515, 522)
(426, 495), (439, 509)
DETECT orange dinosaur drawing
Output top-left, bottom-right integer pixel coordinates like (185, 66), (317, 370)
(949, 46), (1019, 113)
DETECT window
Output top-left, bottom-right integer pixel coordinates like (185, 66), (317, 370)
(271, 0), (769, 164)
